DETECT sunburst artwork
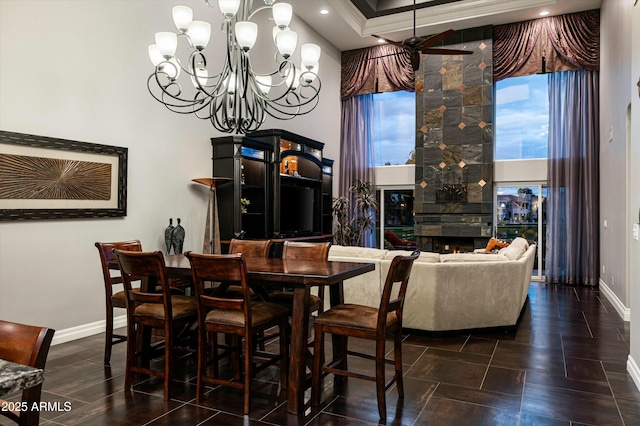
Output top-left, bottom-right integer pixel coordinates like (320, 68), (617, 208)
(0, 154), (112, 200)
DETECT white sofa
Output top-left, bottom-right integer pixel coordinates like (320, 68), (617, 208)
(326, 238), (536, 332)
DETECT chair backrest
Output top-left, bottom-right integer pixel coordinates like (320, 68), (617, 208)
(184, 252), (251, 325)
(228, 239), (272, 258)
(378, 251), (420, 331)
(95, 240), (142, 295)
(282, 241), (331, 261)
(112, 249), (172, 319)
(0, 320), (55, 369)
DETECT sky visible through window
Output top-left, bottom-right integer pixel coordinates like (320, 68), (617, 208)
(495, 74), (549, 160)
(373, 91), (415, 166)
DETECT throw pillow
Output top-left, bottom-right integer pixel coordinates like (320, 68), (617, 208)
(485, 237), (509, 253)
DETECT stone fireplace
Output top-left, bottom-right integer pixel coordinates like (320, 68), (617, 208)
(413, 26), (493, 253)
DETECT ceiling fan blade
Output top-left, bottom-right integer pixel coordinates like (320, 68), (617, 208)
(421, 48), (473, 55)
(415, 29), (456, 50)
(372, 34), (406, 49)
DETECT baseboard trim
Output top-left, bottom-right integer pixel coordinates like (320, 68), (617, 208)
(599, 279), (631, 322)
(51, 315), (127, 346)
(628, 354), (640, 392)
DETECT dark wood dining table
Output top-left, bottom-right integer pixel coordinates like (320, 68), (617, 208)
(162, 254), (375, 415)
(0, 359), (44, 396)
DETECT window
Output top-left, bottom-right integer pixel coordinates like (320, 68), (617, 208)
(495, 74), (549, 160)
(372, 91), (415, 166)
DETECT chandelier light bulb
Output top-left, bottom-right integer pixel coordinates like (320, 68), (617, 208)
(285, 67), (301, 89)
(218, 0), (241, 18)
(276, 29), (297, 59)
(187, 20), (212, 50)
(272, 3), (292, 29)
(272, 26), (282, 44)
(191, 67), (208, 88)
(235, 21), (258, 51)
(172, 6), (193, 32)
(155, 32), (178, 59)
(148, 44), (164, 66)
(301, 62), (319, 83)
(163, 58), (181, 80)
(255, 75), (272, 95)
(300, 43), (321, 69)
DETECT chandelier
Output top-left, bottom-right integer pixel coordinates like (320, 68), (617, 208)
(147, 0), (322, 134)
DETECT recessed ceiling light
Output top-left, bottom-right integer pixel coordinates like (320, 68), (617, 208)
(378, 38), (386, 43)
(320, 9), (329, 15)
(539, 10), (549, 16)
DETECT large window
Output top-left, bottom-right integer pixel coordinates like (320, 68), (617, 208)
(495, 74), (549, 160)
(372, 91), (415, 166)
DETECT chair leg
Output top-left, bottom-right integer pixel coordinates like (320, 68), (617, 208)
(196, 327), (207, 403)
(311, 323), (325, 406)
(163, 326), (173, 401)
(105, 305), (114, 365)
(375, 339), (387, 421)
(124, 321), (136, 392)
(243, 332), (253, 415)
(394, 330), (404, 398)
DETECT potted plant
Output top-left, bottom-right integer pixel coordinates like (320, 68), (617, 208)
(332, 179), (377, 247)
(240, 197), (250, 214)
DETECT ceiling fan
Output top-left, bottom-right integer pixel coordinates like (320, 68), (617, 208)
(372, 0), (472, 71)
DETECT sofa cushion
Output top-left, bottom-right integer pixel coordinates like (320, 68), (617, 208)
(485, 237), (509, 252)
(383, 250), (440, 263)
(329, 245), (388, 259)
(440, 253), (509, 263)
(498, 237), (529, 260)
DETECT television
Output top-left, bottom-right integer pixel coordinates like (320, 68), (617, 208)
(280, 185), (315, 236)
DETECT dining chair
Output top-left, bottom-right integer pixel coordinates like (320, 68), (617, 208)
(184, 252), (289, 415)
(216, 239), (273, 299)
(0, 320), (55, 426)
(269, 241), (332, 314)
(311, 250), (420, 421)
(112, 249), (198, 401)
(94, 240), (143, 365)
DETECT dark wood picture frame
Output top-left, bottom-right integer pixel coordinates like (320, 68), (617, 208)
(0, 130), (127, 220)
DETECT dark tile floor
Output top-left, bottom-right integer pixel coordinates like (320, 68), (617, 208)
(3, 282), (640, 425)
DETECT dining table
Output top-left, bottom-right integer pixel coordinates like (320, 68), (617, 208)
(0, 359), (44, 397)
(162, 254), (375, 415)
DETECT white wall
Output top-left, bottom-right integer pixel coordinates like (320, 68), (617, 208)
(0, 0), (341, 334)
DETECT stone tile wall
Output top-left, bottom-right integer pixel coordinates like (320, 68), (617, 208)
(414, 26), (493, 252)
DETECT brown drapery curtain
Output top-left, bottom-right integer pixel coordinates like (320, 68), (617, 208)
(493, 9), (599, 81)
(341, 44), (414, 99)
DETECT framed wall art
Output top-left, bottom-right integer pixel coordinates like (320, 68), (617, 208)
(0, 131), (128, 220)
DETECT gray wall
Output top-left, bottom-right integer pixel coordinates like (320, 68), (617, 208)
(0, 0), (341, 339)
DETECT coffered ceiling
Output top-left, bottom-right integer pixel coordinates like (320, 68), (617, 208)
(290, 0), (602, 51)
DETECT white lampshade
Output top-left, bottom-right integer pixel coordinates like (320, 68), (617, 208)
(163, 58), (181, 80)
(273, 3), (292, 29)
(235, 22), (258, 51)
(191, 67), (208, 88)
(276, 29), (297, 59)
(187, 21), (211, 50)
(172, 6), (193, 32)
(148, 44), (164, 66)
(155, 32), (178, 59)
(272, 26), (282, 44)
(285, 67), (301, 89)
(301, 62), (319, 83)
(255, 75), (272, 95)
(301, 43), (321, 69)
(225, 73), (237, 94)
(218, 0), (240, 17)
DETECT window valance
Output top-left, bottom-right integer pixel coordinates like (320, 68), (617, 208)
(493, 9), (599, 81)
(341, 44), (414, 100)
